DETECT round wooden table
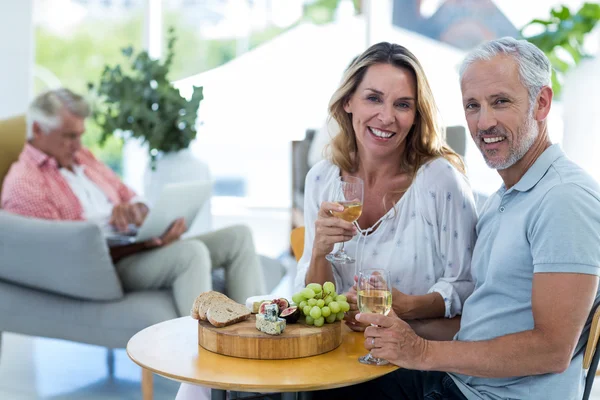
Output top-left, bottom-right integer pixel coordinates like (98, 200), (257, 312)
(127, 317), (398, 399)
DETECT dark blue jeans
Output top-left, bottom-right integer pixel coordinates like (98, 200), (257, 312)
(313, 369), (468, 400)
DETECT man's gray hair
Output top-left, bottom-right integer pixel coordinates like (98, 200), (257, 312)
(459, 37), (552, 106)
(27, 88), (91, 139)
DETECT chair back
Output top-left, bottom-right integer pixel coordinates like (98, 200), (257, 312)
(291, 226), (305, 262)
(0, 115), (26, 199)
(583, 304), (600, 400)
(445, 125), (466, 159)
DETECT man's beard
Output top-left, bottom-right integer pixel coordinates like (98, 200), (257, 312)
(477, 110), (538, 170)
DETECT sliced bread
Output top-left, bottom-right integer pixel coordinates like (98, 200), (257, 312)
(191, 291), (214, 319)
(197, 291), (230, 321)
(207, 301), (251, 328)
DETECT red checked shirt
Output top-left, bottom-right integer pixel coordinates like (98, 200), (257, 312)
(1, 143), (136, 221)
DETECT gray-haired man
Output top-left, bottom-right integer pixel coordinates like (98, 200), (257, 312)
(315, 37), (600, 400)
(2, 88), (267, 316)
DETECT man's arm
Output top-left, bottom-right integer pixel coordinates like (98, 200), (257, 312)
(2, 176), (62, 220)
(424, 272), (597, 377)
(360, 273), (597, 377)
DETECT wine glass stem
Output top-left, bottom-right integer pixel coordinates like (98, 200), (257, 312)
(340, 241), (345, 254)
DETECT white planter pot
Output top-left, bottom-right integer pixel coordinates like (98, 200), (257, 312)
(143, 148), (213, 235)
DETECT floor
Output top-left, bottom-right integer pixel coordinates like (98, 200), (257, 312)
(0, 332), (180, 399)
(0, 267), (296, 400)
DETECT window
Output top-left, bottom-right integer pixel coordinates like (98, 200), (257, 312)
(34, 0), (144, 174)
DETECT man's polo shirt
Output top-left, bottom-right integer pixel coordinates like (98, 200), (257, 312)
(451, 144), (600, 400)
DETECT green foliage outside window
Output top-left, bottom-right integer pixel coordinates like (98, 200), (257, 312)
(303, 0), (361, 25)
(521, 2), (600, 98)
(35, 14), (145, 174)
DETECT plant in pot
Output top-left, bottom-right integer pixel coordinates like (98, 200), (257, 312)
(89, 27), (206, 205)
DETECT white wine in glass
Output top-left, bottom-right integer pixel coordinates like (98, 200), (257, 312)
(358, 268), (392, 366)
(326, 176), (364, 264)
(330, 201), (363, 223)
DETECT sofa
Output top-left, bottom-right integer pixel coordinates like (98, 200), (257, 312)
(0, 115), (285, 397)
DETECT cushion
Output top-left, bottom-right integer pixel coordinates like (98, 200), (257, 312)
(0, 115), (26, 198)
(0, 211), (124, 300)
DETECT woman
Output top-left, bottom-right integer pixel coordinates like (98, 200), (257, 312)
(294, 42), (478, 328)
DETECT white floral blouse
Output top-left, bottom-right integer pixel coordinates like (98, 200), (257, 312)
(294, 158), (478, 318)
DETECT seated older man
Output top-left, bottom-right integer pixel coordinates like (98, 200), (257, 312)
(1, 88), (266, 316)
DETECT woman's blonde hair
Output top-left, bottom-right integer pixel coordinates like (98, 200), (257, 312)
(328, 42), (465, 178)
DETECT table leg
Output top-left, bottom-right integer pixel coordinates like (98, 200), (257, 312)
(211, 389), (227, 400)
(141, 368), (153, 400)
(298, 392), (313, 400)
(281, 393), (298, 400)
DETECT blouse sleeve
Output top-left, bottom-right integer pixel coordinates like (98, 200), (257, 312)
(293, 161), (344, 293)
(420, 159), (478, 317)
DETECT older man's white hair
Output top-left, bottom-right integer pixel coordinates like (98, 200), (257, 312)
(27, 88), (91, 140)
(459, 37), (552, 107)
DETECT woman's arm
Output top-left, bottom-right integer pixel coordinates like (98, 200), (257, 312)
(408, 316), (461, 341)
(305, 250), (335, 285)
(392, 290), (446, 320)
(294, 163), (351, 291)
(304, 202), (356, 286)
(424, 160), (478, 318)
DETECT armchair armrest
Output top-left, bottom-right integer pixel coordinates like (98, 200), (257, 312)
(0, 211), (123, 300)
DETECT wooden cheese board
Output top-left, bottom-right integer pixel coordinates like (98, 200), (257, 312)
(197, 315), (342, 359)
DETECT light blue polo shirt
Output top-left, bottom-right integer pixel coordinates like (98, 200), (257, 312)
(451, 144), (600, 400)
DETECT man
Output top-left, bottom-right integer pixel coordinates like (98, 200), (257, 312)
(1, 88), (266, 316)
(316, 37), (600, 399)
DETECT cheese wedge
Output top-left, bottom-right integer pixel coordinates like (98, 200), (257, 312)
(255, 314), (286, 335)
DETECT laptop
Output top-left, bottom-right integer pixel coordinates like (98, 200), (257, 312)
(105, 181), (212, 245)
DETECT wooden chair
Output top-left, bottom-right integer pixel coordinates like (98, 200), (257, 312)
(291, 227), (305, 262)
(583, 305), (600, 400)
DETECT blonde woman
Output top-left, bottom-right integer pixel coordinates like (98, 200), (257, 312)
(294, 42), (478, 329)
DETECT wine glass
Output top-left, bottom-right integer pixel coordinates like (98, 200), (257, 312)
(357, 268), (392, 366)
(325, 176), (364, 264)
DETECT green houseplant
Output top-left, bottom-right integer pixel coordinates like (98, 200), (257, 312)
(521, 2), (600, 98)
(88, 28), (204, 169)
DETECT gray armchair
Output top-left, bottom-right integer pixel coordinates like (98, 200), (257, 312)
(0, 115), (286, 399)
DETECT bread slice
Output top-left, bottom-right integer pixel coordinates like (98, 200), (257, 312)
(197, 291), (229, 321)
(191, 291), (213, 319)
(207, 301), (251, 328)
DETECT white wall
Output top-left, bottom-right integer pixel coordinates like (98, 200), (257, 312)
(562, 55), (600, 182)
(0, 0), (34, 119)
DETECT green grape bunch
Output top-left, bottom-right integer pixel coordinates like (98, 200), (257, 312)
(291, 281), (350, 327)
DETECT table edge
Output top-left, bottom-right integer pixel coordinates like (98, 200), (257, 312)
(127, 345), (396, 392)
(126, 318), (399, 392)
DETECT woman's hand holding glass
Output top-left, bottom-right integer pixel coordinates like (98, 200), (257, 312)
(344, 275), (369, 332)
(313, 201), (357, 258)
(325, 176), (364, 264)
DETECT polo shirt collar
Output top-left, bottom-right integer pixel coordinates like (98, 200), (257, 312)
(512, 144), (564, 192)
